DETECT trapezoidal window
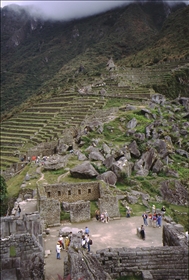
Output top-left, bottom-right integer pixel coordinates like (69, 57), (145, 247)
(47, 192), (51, 198)
(58, 191), (61, 196)
(68, 190), (71, 195)
(88, 189), (91, 194)
(78, 189), (81, 195)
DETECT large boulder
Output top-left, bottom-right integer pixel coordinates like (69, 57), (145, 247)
(89, 151), (105, 161)
(152, 159), (164, 173)
(85, 146), (99, 153)
(151, 94), (166, 105)
(153, 139), (172, 158)
(102, 143), (111, 156)
(126, 117), (138, 129)
(160, 180), (188, 205)
(141, 148), (157, 171)
(175, 149), (189, 158)
(70, 161), (99, 179)
(128, 140), (140, 158)
(103, 155), (116, 169)
(65, 234), (112, 280)
(97, 171), (117, 186)
(56, 130), (74, 154)
(111, 157), (134, 178)
(133, 132), (145, 141)
(43, 154), (70, 170)
(77, 151), (88, 161)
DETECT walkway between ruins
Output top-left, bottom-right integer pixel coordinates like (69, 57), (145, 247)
(19, 199), (165, 280)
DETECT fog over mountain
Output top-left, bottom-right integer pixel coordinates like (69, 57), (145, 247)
(1, 0), (188, 21)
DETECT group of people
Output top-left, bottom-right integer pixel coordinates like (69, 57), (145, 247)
(56, 232), (72, 259)
(140, 205), (166, 240)
(95, 209), (109, 223)
(81, 226), (92, 253)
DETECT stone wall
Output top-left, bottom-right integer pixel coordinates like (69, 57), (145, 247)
(0, 214), (44, 280)
(44, 181), (100, 203)
(37, 181), (101, 226)
(69, 200), (91, 223)
(64, 224), (188, 280)
(163, 223), (188, 247)
(0, 213), (43, 247)
(99, 196), (120, 218)
(37, 181), (121, 225)
(96, 245), (188, 280)
(37, 184), (60, 226)
(38, 197), (60, 226)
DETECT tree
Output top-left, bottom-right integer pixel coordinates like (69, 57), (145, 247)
(0, 175), (8, 216)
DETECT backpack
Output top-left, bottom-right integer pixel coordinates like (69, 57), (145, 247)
(89, 239), (92, 245)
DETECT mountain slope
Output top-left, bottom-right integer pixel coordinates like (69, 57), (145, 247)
(1, 1), (188, 116)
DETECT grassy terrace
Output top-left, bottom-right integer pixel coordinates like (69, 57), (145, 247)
(3, 56), (187, 171)
(0, 93), (110, 170)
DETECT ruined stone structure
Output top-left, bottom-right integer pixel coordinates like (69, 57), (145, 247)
(43, 182), (100, 203)
(64, 223), (188, 280)
(0, 213), (44, 280)
(99, 196), (120, 218)
(37, 181), (120, 226)
(69, 200), (91, 223)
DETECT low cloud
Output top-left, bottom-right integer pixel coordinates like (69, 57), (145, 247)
(1, 1), (188, 21)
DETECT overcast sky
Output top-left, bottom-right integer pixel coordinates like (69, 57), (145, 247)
(1, 1), (189, 21)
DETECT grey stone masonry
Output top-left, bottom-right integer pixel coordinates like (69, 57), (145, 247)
(69, 200), (91, 223)
(64, 224), (188, 280)
(0, 214), (44, 280)
(95, 223), (188, 280)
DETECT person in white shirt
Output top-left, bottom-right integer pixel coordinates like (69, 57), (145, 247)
(56, 242), (61, 259)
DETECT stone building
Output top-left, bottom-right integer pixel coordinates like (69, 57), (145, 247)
(37, 181), (120, 226)
(0, 213), (44, 280)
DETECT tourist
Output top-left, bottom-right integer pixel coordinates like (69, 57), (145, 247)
(152, 212), (157, 228)
(58, 235), (64, 249)
(157, 214), (162, 228)
(148, 212), (152, 226)
(56, 241), (61, 259)
(68, 231), (72, 243)
(152, 205), (156, 213)
(100, 213), (105, 223)
(161, 205), (166, 216)
(18, 205), (21, 217)
(84, 226), (89, 235)
(126, 208), (131, 218)
(95, 209), (100, 221)
(140, 225), (145, 240)
(85, 234), (91, 252)
(65, 236), (70, 251)
(104, 210), (109, 223)
(142, 212), (148, 226)
(81, 235), (86, 249)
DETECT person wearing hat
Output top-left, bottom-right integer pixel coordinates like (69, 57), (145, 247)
(65, 236), (70, 251)
(56, 241), (61, 259)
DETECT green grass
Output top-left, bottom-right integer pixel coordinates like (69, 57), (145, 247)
(7, 165), (31, 197)
(10, 246), (16, 257)
(117, 276), (142, 280)
(60, 210), (70, 221)
(90, 200), (98, 218)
